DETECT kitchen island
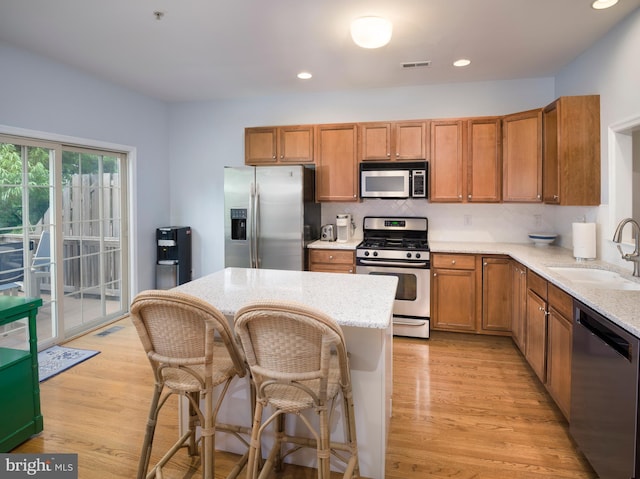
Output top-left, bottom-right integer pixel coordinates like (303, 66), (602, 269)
(174, 267), (398, 478)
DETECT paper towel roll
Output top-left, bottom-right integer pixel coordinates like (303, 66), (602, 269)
(573, 222), (596, 259)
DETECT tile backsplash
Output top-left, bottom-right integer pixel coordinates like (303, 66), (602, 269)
(321, 200), (599, 248)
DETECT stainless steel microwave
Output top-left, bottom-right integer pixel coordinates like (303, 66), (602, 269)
(360, 161), (428, 199)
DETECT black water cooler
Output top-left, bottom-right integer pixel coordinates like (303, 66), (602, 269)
(155, 226), (192, 289)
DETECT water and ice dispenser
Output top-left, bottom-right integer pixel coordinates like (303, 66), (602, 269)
(155, 226), (192, 289)
(230, 208), (248, 241)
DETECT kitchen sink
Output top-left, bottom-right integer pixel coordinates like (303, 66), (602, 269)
(548, 266), (640, 291)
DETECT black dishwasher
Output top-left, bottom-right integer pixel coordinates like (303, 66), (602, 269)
(571, 300), (640, 479)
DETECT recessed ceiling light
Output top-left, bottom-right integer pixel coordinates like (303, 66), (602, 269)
(453, 59), (471, 67)
(297, 72), (312, 80)
(350, 16), (393, 49)
(591, 0), (618, 9)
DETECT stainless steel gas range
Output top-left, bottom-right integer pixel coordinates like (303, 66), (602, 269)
(355, 216), (430, 338)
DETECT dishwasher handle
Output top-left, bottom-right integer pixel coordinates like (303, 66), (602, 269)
(577, 310), (632, 361)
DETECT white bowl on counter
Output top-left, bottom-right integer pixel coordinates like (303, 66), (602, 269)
(528, 233), (557, 246)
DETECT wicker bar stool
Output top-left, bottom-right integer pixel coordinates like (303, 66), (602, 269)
(234, 300), (359, 479)
(130, 290), (251, 479)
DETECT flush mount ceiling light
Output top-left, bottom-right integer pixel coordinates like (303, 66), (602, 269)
(350, 16), (393, 49)
(297, 72), (312, 80)
(591, 0), (618, 9)
(453, 58), (471, 67)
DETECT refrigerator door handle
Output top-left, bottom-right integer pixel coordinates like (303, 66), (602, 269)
(249, 182), (256, 268)
(254, 184), (261, 268)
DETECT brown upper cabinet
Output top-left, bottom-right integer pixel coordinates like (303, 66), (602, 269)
(502, 109), (543, 202)
(243, 94), (600, 204)
(543, 95), (600, 205)
(315, 124), (358, 202)
(245, 125), (314, 165)
(467, 118), (502, 202)
(359, 121), (428, 161)
(430, 117), (501, 203)
(429, 119), (465, 202)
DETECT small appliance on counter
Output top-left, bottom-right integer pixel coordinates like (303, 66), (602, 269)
(336, 214), (353, 243)
(320, 224), (336, 241)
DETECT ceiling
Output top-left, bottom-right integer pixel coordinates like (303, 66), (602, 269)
(0, 0), (638, 103)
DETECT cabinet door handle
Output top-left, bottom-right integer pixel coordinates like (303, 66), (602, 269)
(468, 194), (472, 199)
(433, 272), (437, 277)
(451, 260), (456, 265)
(329, 255), (334, 260)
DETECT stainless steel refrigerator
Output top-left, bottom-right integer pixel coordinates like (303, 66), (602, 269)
(224, 165), (320, 271)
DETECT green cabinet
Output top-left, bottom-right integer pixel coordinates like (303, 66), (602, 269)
(0, 296), (43, 452)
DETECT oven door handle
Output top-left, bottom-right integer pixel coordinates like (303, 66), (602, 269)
(358, 259), (429, 268)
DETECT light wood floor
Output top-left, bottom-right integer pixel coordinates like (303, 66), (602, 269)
(14, 318), (596, 479)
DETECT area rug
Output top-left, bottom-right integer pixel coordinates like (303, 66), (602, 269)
(38, 345), (100, 382)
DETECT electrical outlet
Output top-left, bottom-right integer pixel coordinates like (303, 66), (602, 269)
(534, 214), (542, 227)
(464, 215), (472, 226)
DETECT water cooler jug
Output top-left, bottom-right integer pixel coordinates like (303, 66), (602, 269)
(155, 226), (192, 289)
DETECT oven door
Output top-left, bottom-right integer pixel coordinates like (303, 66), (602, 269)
(356, 259), (430, 337)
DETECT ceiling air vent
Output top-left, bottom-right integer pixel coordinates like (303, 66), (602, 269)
(402, 61), (431, 69)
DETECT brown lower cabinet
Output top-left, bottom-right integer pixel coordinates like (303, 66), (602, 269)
(511, 261), (527, 352)
(482, 257), (512, 333)
(522, 269), (573, 421)
(431, 253), (512, 335)
(546, 284), (573, 420)
(308, 249), (355, 274)
(431, 253), (478, 332)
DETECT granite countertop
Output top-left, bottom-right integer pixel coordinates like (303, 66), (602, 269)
(175, 267), (397, 329)
(307, 238), (362, 250)
(430, 241), (640, 338)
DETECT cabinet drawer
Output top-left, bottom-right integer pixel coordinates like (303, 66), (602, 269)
(309, 249), (354, 265)
(527, 270), (548, 300)
(432, 254), (476, 270)
(548, 283), (573, 321)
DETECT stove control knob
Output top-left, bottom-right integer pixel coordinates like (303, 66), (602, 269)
(364, 251), (370, 257)
(373, 251), (378, 257)
(406, 252), (412, 258)
(416, 253), (421, 259)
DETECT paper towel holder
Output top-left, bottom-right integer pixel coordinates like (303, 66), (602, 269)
(573, 222), (597, 261)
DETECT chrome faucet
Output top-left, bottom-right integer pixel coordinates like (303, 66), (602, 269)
(612, 218), (640, 277)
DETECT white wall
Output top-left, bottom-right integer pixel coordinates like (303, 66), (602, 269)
(169, 79), (557, 276)
(0, 42), (172, 291)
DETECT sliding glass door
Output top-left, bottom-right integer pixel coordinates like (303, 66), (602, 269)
(0, 135), (128, 346)
(60, 147), (127, 338)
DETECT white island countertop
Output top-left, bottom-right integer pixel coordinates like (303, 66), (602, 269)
(175, 267), (396, 328)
